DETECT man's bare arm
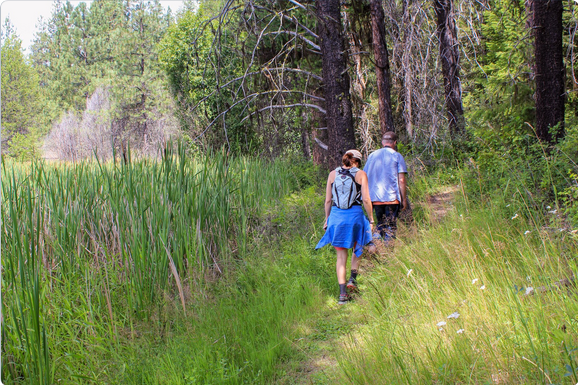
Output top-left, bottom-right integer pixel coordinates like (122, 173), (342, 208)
(399, 173), (408, 210)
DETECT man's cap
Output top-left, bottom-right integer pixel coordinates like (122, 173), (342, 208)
(382, 131), (397, 142)
(345, 149), (363, 161)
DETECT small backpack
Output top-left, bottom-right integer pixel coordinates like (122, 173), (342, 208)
(332, 167), (361, 209)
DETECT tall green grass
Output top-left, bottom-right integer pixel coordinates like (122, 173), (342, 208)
(335, 174), (578, 384)
(1, 146), (301, 383)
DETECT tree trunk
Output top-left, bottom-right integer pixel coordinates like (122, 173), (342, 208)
(434, 0), (464, 141)
(316, 0), (356, 167)
(370, 0), (395, 135)
(301, 111), (312, 160)
(401, 0), (414, 140)
(531, 0), (565, 143)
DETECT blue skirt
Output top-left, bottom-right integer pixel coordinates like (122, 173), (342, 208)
(315, 205), (372, 257)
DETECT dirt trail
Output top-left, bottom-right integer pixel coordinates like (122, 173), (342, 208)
(277, 186), (459, 384)
(425, 186), (458, 223)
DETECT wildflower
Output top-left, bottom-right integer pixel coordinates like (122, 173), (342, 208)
(472, 278), (479, 284)
(548, 210), (557, 214)
(437, 321), (446, 327)
(511, 214), (519, 220)
(524, 230), (531, 235)
(407, 269), (413, 277)
(506, 204), (511, 207)
(525, 287), (534, 295)
(447, 312), (460, 319)
(546, 205), (551, 209)
(480, 285), (486, 290)
(456, 329), (464, 334)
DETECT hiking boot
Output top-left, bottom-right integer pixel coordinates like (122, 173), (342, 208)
(338, 294), (350, 305)
(346, 277), (358, 292)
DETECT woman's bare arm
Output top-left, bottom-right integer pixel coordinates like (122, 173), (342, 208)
(357, 170), (374, 228)
(324, 171), (335, 229)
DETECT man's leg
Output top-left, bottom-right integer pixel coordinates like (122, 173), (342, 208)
(374, 205), (388, 238)
(383, 204), (401, 239)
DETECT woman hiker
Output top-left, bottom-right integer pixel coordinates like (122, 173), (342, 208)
(315, 150), (374, 304)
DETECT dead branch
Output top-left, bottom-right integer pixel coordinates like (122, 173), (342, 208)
(314, 137), (328, 150)
(239, 103), (327, 124)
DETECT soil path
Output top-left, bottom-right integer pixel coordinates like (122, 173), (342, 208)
(276, 186), (459, 384)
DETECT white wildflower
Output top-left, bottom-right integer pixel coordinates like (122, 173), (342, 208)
(437, 321), (447, 327)
(456, 329), (465, 334)
(447, 312), (460, 319)
(472, 278), (479, 284)
(480, 285), (486, 290)
(511, 214), (519, 220)
(524, 230), (531, 235)
(546, 205), (551, 209)
(506, 204), (511, 207)
(548, 210), (557, 214)
(525, 287), (534, 295)
(407, 269), (413, 277)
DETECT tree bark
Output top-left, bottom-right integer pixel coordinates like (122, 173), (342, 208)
(434, 0), (464, 141)
(531, 0), (565, 143)
(370, 0), (395, 135)
(401, 0), (413, 139)
(316, 0), (356, 167)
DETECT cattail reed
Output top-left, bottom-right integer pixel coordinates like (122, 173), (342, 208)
(1, 144), (296, 382)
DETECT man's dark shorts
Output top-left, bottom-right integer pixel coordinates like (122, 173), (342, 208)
(374, 204), (400, 239)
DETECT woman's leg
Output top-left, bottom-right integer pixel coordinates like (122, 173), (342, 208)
(335, 247), (349, 284)
(351, 253), (361, 271)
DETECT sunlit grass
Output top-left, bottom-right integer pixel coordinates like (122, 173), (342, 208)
(1, 146), (303, 383)
(335, 178), (578, 384)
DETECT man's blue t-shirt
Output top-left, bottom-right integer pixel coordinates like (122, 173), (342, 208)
(364, 147), (407, 203)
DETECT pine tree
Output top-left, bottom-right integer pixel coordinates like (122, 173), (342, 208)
(1, 19), (45, 160)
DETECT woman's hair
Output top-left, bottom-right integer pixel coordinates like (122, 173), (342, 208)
(342, 153), (360, 168)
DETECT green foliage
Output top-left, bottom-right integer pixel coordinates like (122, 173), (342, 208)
(1, 27), (46, 160)
(0, 150), (315, 383)
(159, 5), (254, 153)
(465, 0), (534, 145)
(559, 171), (578, 224)
(456, 0), (578, 227)
(159, 1), (322, 157)
(30, 0), (176, 153)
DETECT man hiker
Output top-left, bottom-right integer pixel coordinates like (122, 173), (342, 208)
(364, 131), (408, 241)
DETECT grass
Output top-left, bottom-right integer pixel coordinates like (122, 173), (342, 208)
(4, 146), (578, 384)
(1, 147), (322, 384)
(332, 173), (578, 384)
(104, 187), (339, 384)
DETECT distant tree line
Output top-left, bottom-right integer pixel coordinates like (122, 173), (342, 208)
(2, 0), (178, 161)
(0, 0), (576, 164)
